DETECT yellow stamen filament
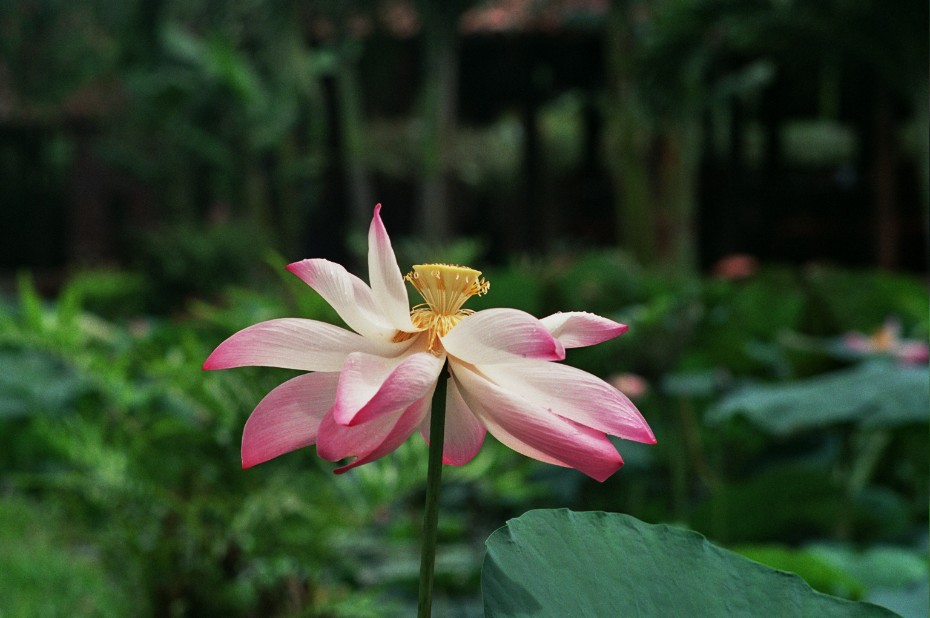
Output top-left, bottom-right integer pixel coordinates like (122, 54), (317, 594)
(399, 263), (489, 353)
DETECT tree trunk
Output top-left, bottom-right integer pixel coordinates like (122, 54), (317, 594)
(416, 1), (459, 241)
(916, 85), (930, 260)
(604, 1), (658, 265)
(519, 91), (541, 253)
(658, 119), (701, 273)
(335, 46), (374, 232)
(871, 89), (898, 269)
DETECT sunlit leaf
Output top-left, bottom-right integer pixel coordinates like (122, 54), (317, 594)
(731, 544), (866, 599)
(808, 544), (929, 591)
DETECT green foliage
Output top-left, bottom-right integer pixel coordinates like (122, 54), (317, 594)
(0, 348), (91, 419)
(0, 0), (126, 105)
(0, 273), (437, 615)
(57, 269), (151, 319)
(802, 267), (929, 336)
(731, 544), (866, 599)
(808, 544), (929, 591)
(133, 222), (272, 313)
(690, 463), (873, 543)
(483, 510), (897, 617)
(0, 496), (134, 617)
(688, 268), (806, 375)
(468, 262), (545, 317)
(708, 361), (929, 435)
(551, 250), (650, 314)
(0, 259), (926, 615)
(733, 542), (930, 602)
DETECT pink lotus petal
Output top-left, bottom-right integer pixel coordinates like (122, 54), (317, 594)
(368, 204), (418, 332)
(287, 259), (395, 340)
(331, 350), (445, 426)
(203, 318), (402, 372)
(488, 361), (656, 444)
(241, 372), (339, 468)
(316, 391), (430, 471)
(419, 378), (486, 466)
(334, 392), (431, 473)
(451, 362), (624, 481)
(316, 407), (399, 462)
(897, 341), (929, 364)
(539, 312), (628, 348)
(842, 333), (871, 352)
(441, 308), (565, 365)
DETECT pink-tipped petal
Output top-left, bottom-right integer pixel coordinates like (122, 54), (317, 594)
(316, 391), (430, 472)
(331, 350), (444, 426)
(286, 259), (395, 340)
(441, 308), (565, 365)
(897, 341), (930, 364)
(334, 393), (430, 473)
(241, 372), (339, 468)
(451, 362), (623, 482)
(316, 406), (399, 462)
(539, 312), (628, 348)
(488, 361), (656, 444)
(368, 205), (417, 332)
(203, 318), (402, 372)
(420, 378), (486, 466)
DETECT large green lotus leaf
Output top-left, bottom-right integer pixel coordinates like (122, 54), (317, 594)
(706, 361), (928, 435)
(482, 510), (898, 617)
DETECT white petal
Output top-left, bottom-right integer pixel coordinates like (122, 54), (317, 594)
(488, 361), (655, 443)
(287, 259), (396, 340)
(368, 204), (417, 332)
(203, 318), (405, 372)
(441, 308), (565, 365)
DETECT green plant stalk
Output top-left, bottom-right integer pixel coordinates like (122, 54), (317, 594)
(847, 429), (891, 496)
(418, 376), (447, 617)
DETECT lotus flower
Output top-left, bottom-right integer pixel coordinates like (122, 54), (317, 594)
(204, 205), (655, 481)
(843, 318), (929, 365)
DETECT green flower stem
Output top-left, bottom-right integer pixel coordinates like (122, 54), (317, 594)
(418, 373), (447, 617)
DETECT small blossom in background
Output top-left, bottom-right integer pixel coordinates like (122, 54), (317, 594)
(609, 373), (650, 401)
(843, 317), (929, 365)
(204, 205), (654, 481)
(712, 253), (758, 280)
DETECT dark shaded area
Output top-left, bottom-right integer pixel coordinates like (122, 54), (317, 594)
(0, 0), (926, 286)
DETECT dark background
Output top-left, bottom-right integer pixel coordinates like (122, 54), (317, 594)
(1, 0), (927, 286)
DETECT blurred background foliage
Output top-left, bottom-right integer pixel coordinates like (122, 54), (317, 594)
(0, 0), (927, 616)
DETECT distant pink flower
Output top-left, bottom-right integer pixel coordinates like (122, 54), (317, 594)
(843, 318), (929, 365)
(713, 254), (758, 280)
(609, 373), (650, 401)
(204, 205), (655, 481)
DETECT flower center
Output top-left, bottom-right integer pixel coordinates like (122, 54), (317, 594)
(402, 263), (489, 352)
